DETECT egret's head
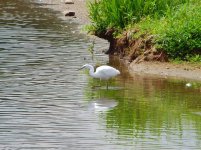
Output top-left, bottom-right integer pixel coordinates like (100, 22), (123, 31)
(78, 64), (92, 70)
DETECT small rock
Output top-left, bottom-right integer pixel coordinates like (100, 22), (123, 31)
(65, 0), (74, 4)
(166, 67), (169, 69)
(64, 10), (75, 16)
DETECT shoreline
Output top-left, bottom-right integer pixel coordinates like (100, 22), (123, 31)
(38, 0), (201, 82)
(37, 0), (90, 24)
(129, 61), (201, 82)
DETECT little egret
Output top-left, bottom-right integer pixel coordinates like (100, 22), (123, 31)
(79, 64), (120, 89)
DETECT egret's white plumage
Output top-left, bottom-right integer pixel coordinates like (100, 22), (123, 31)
(79, 64), (120, 89)
(80, 64), (120, 79)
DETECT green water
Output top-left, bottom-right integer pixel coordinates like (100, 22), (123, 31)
(84, 60), (201, 149)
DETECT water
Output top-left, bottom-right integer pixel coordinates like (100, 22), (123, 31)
(0, 0), (201, 149)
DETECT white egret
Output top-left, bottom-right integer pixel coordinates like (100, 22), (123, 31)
(79, 64), (120, 89)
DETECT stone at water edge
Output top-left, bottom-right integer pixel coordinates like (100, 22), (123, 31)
(64, 10), (75, 16)
(65, 0), (74, 4)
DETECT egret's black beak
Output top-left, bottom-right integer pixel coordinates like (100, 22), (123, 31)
(77, 66), (85, 71)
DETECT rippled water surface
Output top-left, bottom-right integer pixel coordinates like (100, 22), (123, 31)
(0, 0), (201, 149)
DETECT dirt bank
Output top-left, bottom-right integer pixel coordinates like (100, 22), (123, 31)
(38, 0), (201, 82)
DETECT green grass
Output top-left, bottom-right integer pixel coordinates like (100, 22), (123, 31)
(87, 0), (189, 30)
(87, 0), (201, 62)
(131, 1), (201, 61)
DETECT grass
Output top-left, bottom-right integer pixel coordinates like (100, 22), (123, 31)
(87, 0), (189, 29)
(87, 0), (201, 62)
(131, 1), (201, 61)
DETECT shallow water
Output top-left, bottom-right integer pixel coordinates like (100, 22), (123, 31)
(0, 0), (201, 149)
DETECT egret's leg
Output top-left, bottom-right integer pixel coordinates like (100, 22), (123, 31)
(99, 79), (101, 86)
(106, 81), (108, 90)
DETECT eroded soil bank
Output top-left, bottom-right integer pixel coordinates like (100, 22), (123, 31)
(37, 0), (201, 81)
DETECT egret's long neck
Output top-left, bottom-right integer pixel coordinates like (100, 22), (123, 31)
(88, 66), (97, 78)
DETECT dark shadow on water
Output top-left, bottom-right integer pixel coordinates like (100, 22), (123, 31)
(91, 85), (124, 91)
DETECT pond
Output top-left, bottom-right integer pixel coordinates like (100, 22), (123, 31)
(0, 0), (201, 149)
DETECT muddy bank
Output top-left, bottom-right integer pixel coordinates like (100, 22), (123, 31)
(36, 0), (201, 81)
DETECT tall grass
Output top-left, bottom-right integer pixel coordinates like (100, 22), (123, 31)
(132, 0), (201, 60)
(87, 0), (201, 61)
(157, 2), (201, 60)
(87, 0), (189, 30)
